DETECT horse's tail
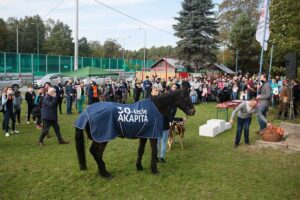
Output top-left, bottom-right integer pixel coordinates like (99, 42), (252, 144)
(75, 127), (87, 170)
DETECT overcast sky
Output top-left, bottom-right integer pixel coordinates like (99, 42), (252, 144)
(0, 0), (222, 50)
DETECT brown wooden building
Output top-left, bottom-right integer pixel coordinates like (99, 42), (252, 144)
(136, 58), (188, 80)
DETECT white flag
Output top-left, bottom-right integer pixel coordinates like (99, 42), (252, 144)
(256, 0), (270, 51)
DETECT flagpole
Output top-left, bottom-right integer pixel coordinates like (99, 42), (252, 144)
(258, 0), (270, 82)
(268, 44), (274, 79)
(74, 0), (79, 71)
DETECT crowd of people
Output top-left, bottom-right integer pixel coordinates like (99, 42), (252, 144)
(1, 73), (299, 150)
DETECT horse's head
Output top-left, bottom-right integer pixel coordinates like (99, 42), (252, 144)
(176, 81), (195, 116)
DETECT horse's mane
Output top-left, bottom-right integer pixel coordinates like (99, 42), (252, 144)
(151, 90), (186, 116)
(151, 89), (183, 101)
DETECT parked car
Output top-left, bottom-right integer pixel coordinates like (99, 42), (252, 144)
(125, 74), (135, 83)
(33, 73), (70, 88)
(82, 77), (111, 86)
(0, 75), (23, 91)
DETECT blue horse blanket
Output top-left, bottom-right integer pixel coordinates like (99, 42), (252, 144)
(74, 99), (163, 142)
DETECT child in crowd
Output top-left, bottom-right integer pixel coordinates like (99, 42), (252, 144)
(190, 86), (198, 104)
(14, 90), (22, 124)
(232, 83), (239, 100)
(239, 91), (246, 100)
(25, 86), (36, 124)
(33, 88), (44, 129)
(202, 84), (208, 103)
(2, 87), (19, 136)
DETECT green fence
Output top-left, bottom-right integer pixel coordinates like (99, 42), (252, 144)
(0, 52), (155, 76)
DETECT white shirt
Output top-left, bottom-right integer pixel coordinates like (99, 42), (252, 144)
(193, 82), (200, 90)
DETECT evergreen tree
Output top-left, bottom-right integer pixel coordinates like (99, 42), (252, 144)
(230, 12), (260, 72)
(173, 0), (218, 72)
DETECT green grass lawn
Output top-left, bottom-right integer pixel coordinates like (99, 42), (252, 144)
(0, 97), (299, 200)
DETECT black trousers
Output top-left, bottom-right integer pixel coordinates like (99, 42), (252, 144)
(39, 120), (63, 143)
(27, 105), (33, 122)
(2, 112), (5, 130)
(15, 109), (21, 123)
(4, 110), (16, 132)
(58, 98), (63, 114)
(92, 97), (99, 103)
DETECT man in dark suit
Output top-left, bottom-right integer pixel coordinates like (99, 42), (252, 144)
(54, 82), (64, 115)
(38, 87), (69, 146)
(65, 80), (74, 114)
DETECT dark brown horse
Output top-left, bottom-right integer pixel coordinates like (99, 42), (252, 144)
(75, 83), (195, 178)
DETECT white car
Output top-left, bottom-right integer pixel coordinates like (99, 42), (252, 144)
(125, 74), (135, 83)
(82, 77), (111, 86)
(33, 74), (70, 88)
(0, 75), (23, 91)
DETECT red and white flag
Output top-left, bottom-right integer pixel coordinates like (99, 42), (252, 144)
(256, 0), (270, 51)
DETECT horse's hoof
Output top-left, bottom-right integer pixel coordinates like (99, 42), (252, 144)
(151, 170), (159, 175)
(100, 171), (112, 179)
(136, 165), (144, 171)
(80, 166), (87, 170)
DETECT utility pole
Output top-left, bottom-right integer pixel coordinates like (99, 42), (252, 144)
(16, 24), (19, 54)
(268, 44), (274, 79)
(138, 28), (146, 80)
(37, 23), (39, 55)
(74, 0), (79, 71)
(235, 49), (239, 73)
(115, 36), (131, 67)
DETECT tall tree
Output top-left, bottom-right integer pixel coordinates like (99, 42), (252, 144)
(5, 17), (19, 52)
(229, 12), (260, 72)
(78, 37), (90, 57)
(0, 18), (8, 51)
(43, 20), (73, 55)
(7, 15), (46, 54)
(147, 45), (176, 60)
(217, 0), (261, 45)
(173, 0), (219, 72)
(270, 0), (300, 59)
(89, 41), (105, 57)
(103, 39), (121, 58)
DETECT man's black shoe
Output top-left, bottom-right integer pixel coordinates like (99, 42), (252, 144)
(59, 140), (70, 144)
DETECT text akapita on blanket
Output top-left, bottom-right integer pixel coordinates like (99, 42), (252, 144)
(74, 99), (163, 142)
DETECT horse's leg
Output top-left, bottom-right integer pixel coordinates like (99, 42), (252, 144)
(179, 135), (184, 150)
(168, 129), (173, 152)
(89, 141), (111, 178)
(150, 139), (158, 174)
(136, 138), (147, 171)
(180, 128), (184, 150)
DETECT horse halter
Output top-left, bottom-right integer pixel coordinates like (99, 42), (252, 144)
(185, 106), (195, 116)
